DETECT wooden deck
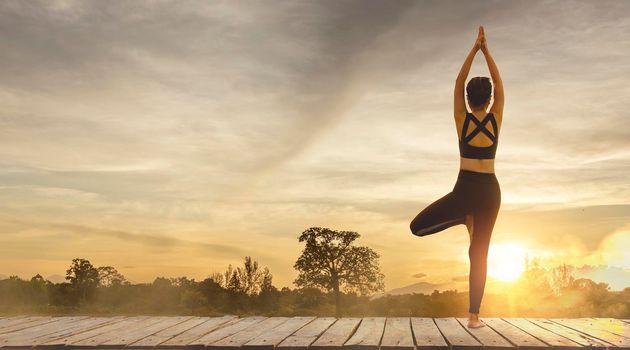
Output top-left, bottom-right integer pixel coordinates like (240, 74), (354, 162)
(0, 316), (627, 350)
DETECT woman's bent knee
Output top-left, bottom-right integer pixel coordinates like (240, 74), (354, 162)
(410, 218), (430, 236)
(410, 220), (423, 236)
(410, 217), (463, 237)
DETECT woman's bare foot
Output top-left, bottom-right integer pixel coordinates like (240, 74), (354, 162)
(467, 313), (486, 328)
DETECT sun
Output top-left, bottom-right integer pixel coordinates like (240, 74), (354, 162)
(487, 242), (527, 282)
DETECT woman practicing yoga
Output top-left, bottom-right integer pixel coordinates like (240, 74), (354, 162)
(409, 25), (503, 328)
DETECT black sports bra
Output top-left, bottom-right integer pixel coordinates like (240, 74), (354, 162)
(458, 111), (499, 159)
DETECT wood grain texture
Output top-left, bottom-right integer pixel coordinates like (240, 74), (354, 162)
(585, 318), (630, 338)
(310, 318), (362, 350)
(243, 316), (316, 350)
(191, 316), (268, 347)
(129, 317), (215, 347)
(0, 316), (32, 330)
(0, 315), (625, 350)
(208, 317), (290, 349)
(0, 315), (89, 346)
(0, 316), (56, 335)
(434, 317), (482, 350)
(454, 318), (514, 350)
(549, 318), (630, 349)
(343, 317), (386, 350)
(527, 318), (608, 349)
(65, 316), (157, 347)
(380, 317), (414, 350)
(410, 317), (448, 350)
(0, 316), (122, 347)
(159, 316), (239, 347)
(99, 316), (193, 347)
(277, 317), (337, 350)
(482, 318), (549, 350)
(502, 318), (583, 350)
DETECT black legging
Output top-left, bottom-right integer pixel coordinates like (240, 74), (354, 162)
(409, 169), (501, 314)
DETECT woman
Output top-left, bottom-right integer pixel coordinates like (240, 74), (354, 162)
(409, 25), (503, 329)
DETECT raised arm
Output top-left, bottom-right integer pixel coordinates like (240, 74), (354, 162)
(454, 27), (483, 117)
(481, 32), (504, 116)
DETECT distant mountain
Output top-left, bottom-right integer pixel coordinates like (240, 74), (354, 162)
(370, 280), (466, 300)
(387, 281), (461, 295)
(371, 277), (518, 300)
(372, 266), (629, 300)
(45, 274), (66, 283)
(0, 274), (7, 280)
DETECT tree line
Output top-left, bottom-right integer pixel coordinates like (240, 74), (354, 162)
(0, 227), (628, 317)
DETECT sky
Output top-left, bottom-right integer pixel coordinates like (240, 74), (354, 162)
(0, 0), (629, 293)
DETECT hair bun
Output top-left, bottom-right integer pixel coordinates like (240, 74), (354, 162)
(466, 77), (492, 108)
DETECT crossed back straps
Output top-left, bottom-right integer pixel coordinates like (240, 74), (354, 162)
(458, 112), (499, 159)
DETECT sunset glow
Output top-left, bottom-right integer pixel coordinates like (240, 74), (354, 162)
(0, 1), (628, 294)
(488, 243), (528, 282)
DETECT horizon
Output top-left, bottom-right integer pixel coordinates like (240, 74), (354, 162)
(1, 1), (629, 294)
(1, 260), (627, 294)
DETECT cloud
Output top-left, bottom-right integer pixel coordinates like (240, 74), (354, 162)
(452, 274), (469, 282)
(412, 272), (427, 279)
(0, 217), (246, 257)
(573, 264), (630, 291)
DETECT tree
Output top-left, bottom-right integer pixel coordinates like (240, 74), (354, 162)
(198, 277), (227, 310)
(180, 289), (205, 314)
(550, 263), (575, 296)
(260, 267), (274, 293)
(96, 266), (127, 287)
(257, 267), (278, 312)
(225, 265), (242, 293)
(238, 256), (265, 296)
(221, 257), (270, 296)
(208, 271), (224, 287)
(65, 258), (100, 303)
(293, 227), (385, 317)
(27, 274), (48, 306)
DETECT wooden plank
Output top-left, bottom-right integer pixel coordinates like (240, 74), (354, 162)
(583, 317), (630, 341)
(64, 316), (157, 347)
(31, 316), (125, 346)
(158, 316), (239, 347)
(527, 318), (608, 349)
(98, 316), (192, 347)
(191, 316), (268, 346)
(410, 318), (448, 350)
(482, 318), (549, 350)
(502, 318), (582, 350)
(380, 317), (415, 350)
(277, 317), (337, 350)
(344, 317), (386, 350)
(549, 319), (630, 348)
(209, 317), (291, 349)
(0, 316), (32, 329)
(454, 318), (514, 350)
(0, 315), (89, 344)
(434, 317), (482, 350)
(1, 316), (123, 347)
(129, 316), (213, 347)
(586, 318), (630, 338)
(243, 316), (316, 350)
(0, 316), (56, 334)
(310, 318), (362, 350)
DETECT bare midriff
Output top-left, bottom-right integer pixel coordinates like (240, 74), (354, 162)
(460, 157), (495, 174)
